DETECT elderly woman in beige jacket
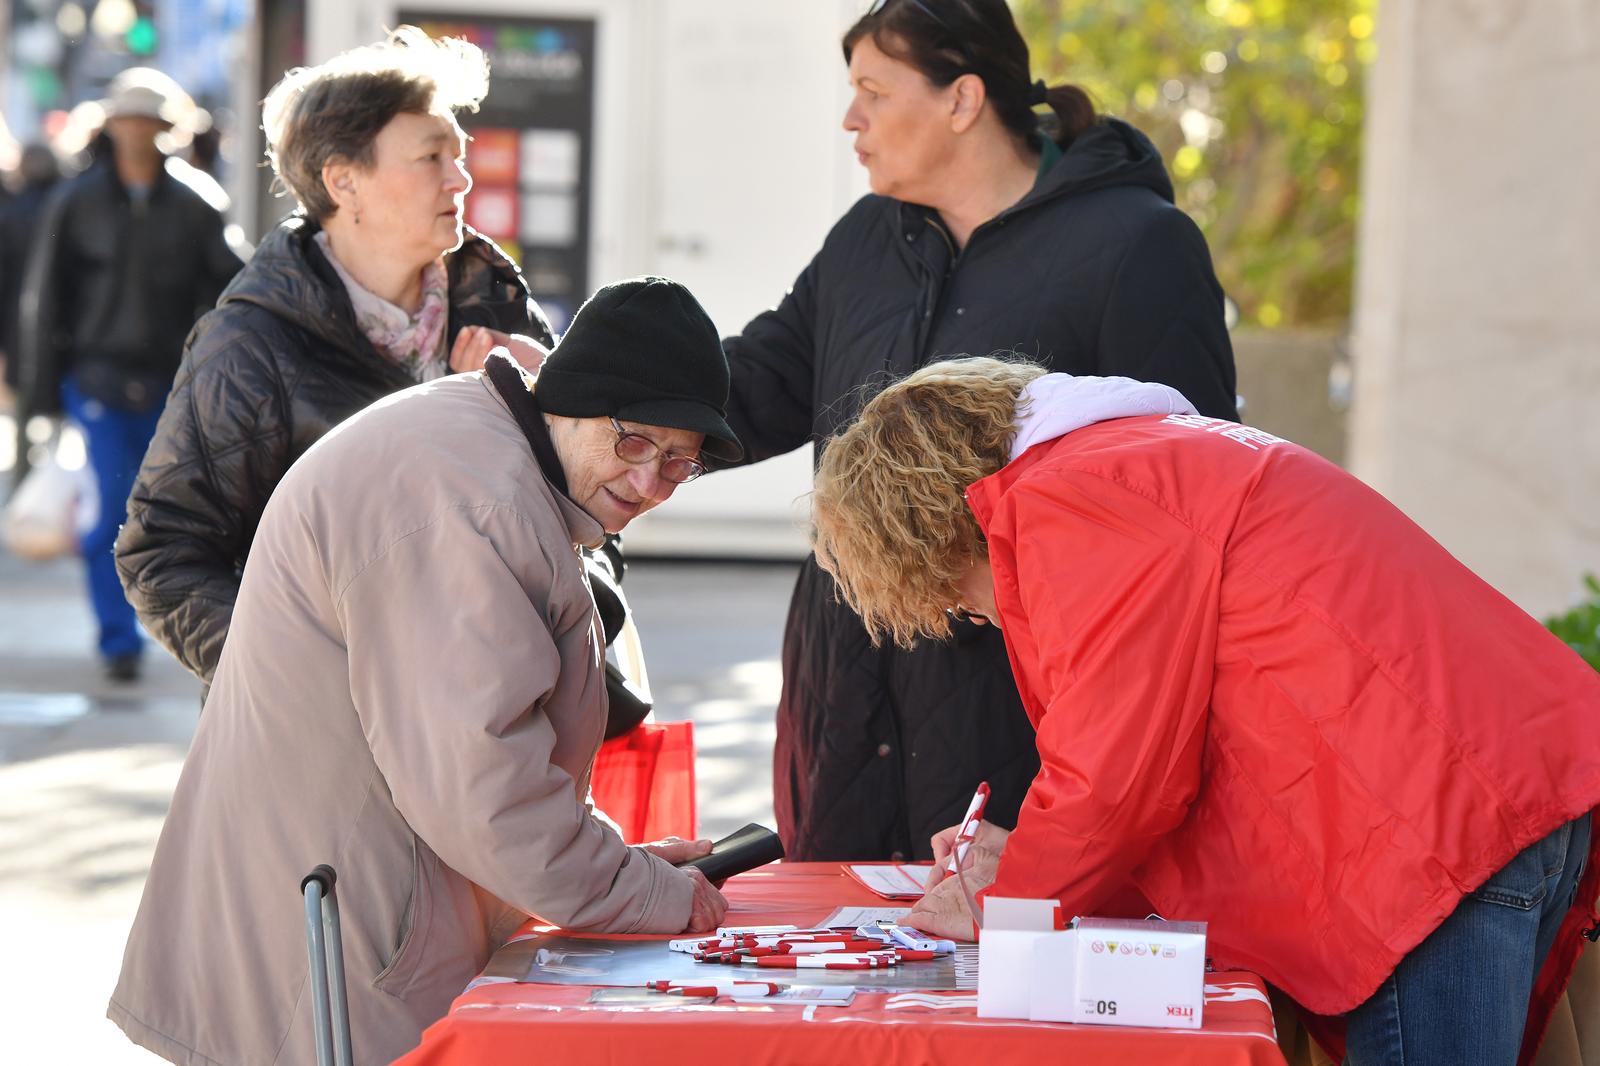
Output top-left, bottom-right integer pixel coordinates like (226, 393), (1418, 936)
(109, 278), (742, 1066)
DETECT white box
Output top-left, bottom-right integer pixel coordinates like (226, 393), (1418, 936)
(1027, 931), (1080, 1022)
(1070, 918), (1207, 1029)
(976, 896), (1065, 1020)
(979, 930), (1056, 1018)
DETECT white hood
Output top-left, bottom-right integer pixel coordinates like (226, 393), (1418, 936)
(1010, 374), (1198, 461)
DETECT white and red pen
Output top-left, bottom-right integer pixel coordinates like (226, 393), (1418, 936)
(697, 939), (885, 961)
(947, 781), (991, 873)
(645, 980), (785, 996)
(748, 953), (897, 969)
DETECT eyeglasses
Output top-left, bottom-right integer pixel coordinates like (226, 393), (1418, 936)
(945, 604), (990, 625)
(609, 418), (707, 484)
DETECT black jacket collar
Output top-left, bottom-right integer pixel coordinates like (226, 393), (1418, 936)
(483, 352), (569, 498)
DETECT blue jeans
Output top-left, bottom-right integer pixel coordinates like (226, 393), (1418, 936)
(61, 378), (164, 660)
(1345, 812), (1593, 1066)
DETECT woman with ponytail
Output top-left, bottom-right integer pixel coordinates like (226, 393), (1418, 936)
(719, 0), (1239, 863)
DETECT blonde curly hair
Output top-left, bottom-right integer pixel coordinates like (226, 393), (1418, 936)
(813, 356), (1046, 649)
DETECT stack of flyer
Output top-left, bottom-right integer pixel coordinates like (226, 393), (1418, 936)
(844, 863), (935, 900)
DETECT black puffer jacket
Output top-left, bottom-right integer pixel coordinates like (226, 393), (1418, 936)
(116, 216), (552, 683)
(722, 119), (1237, 860)
(15, 157), (242, 414)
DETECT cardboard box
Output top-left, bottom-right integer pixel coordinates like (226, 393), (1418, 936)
(1070, 918), (1206, 1029)
(1027, 931), (1080, 1022)
(977, 902), (1207, 1031)
(976, 897), (1065, 1020)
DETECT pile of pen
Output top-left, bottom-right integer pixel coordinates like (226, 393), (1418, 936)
(681, 926), (947, 970)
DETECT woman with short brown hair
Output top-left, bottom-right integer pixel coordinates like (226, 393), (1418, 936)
(117, 27), (550, 686)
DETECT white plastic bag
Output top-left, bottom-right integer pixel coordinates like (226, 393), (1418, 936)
(1, 453), (81, 561)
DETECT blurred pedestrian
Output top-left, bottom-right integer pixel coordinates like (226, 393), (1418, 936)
(16, 69), (243, 681)
(186, 120), (222, 179)
(0, 112), (17, 193)
(115, 27), (551, 689)
(0, 144), (62, 410)
(720, 0), (1238, 861)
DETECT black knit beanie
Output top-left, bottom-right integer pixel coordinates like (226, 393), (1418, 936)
(534, 276), (744, 462)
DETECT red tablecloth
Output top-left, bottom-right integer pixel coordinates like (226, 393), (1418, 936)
(397, 863), (1287, 1066)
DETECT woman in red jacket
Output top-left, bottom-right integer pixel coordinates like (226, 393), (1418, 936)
(811, 357), (1600, 1066)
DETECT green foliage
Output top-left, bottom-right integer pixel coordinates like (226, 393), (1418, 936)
(1545, 574), (1600, 673)
(1014, 0), (1376, 328)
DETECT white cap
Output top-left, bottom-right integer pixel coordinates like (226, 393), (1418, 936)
(101, 68), (193, 129)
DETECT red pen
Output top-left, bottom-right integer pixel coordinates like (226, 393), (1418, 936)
(699, 946), (788, 960)
(752, 953), (896, 960)
(761, 933), (859, 944)
(645, 981), (720, 996)
(947, 781), (992, 872)
(731, 981), (784, 995)
(751, 953), (896, 968)
(775, 939), (885, 954)
(703, 938), (870, 956)
(894, 949), (940, 961)
(745, 928), (851, 941)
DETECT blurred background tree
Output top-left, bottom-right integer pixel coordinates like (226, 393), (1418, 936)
(1545, 575), (1600, 674)
(1015, 0), (1377, 329)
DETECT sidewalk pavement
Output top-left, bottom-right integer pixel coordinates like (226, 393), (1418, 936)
(0, 548), (791, 1062)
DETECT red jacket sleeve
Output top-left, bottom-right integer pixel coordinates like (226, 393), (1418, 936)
(982, 469), (1221, 917)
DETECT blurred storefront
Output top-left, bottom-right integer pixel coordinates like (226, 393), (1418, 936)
(4, 0), (249, 142)
(399, 13), (596, 330)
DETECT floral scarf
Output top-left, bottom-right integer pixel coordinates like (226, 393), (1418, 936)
(315, 231), (450, 381)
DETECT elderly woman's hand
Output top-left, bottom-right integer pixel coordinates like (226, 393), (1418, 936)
(908, 842), (1003, 941)
(682, 867), (729, 933)
(634, 838), (728, 931)
(637, 836), (713, 864)
(925, 818), (1011, 891)
(448, 325), (548, 373)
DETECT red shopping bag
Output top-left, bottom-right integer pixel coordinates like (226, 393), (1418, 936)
(591, 721), (697, 843)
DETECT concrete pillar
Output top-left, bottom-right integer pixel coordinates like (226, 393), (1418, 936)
(1351, 0), (1600, 618)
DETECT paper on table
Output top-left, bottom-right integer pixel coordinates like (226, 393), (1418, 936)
(715, 924), (801, 938)
(821, 905), (912, 928)
(845, 863), (935, 899)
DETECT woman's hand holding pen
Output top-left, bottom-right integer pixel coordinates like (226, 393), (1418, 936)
(909, 842), (1003, 941)
(925, 819), (1010, 891)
